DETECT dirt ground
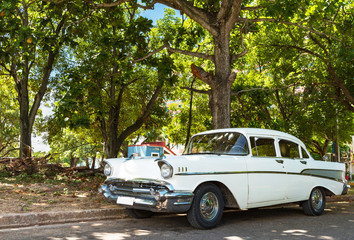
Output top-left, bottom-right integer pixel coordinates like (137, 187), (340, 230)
(0, 180), (116, 214)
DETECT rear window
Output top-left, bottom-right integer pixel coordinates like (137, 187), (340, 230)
(279, 139), (300, 158)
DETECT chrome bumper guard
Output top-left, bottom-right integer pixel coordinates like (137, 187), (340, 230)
(99, 178), (194, 213)
(342, 183), (350, 195)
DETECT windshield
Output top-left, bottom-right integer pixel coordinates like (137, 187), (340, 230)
(184, 132), (249, 155)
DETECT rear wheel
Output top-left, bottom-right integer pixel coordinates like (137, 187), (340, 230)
(187, 183), (224, 229)
(302, 187), (326, 216)
(126, 208), (154, 218)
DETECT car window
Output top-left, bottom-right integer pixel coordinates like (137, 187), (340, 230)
(301, 147), (310, 159)
(279, 139), (300, 158)
(250, 137), (276, 157)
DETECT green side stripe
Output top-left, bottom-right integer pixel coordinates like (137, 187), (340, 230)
(175, 169), (344, 183)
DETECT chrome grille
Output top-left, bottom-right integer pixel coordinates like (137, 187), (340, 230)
(105, 179), (170, 196)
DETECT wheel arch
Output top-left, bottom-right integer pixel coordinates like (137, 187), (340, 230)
(310, 185), (336, 197)
(321, 186), (336, 196)
(194, 181), (240, 209)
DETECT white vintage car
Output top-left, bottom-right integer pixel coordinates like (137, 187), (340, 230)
(100, 128), (349, 229)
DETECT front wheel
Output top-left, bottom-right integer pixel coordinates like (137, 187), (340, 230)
(302, 187), (326, 216)
(187, 183), (224, 229)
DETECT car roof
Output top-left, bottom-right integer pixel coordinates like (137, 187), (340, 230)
(194, 128), (302, 144)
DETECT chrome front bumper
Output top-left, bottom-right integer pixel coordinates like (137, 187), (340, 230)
(99, 178), (194, 213)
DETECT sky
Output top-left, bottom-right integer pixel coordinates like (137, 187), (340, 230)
(31, 4), (170, 153)
(141, 3), (167, 24)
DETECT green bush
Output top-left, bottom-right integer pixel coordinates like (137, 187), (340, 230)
(0, 170), (12, 178)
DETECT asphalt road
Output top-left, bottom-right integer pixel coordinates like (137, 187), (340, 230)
(1, 201), (353, 240)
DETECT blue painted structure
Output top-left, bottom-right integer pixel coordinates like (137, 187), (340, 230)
(128, 145), (163, 157)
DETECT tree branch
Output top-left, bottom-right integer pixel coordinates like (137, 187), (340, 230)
(133, 43), (168, 63)
(232, 20), (248, 61)
(180, 86), (209, 94)
(231, 82), (299, 96)
(116, 84), (163, 145)
(158, 0), (216, 35)
(191, 64), (214, 86)
(166, 44), (214, 61)
(241, 6), (263, 11)
(225, 0), (242, 33)
(217, 0), (233, 22)
(29, 16), (67, 127)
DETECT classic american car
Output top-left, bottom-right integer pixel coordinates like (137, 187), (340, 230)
(99, 128), (349, 229)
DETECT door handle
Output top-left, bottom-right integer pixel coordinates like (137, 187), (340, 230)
(300, 160), (307, 165)
(276, 160), (284, 164)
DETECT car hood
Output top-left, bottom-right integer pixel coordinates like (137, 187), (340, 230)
(105, 154), (242, 180)
(105, 156), (172, 180)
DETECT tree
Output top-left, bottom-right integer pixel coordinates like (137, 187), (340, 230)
(256, 0), (354, 159)
(82, 0), (254, 129)
(227, 4), (354, 160)
(259, 0), (353, 112)
(88, 0), (353, 130)
(50, 5), (175, 158)
(0, 0), (91, 157)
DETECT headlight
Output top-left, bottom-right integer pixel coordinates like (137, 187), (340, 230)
(158, 161), (173, 179)
(104, 163), (112, 176)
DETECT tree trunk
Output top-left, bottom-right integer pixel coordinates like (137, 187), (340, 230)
(91, 155), (96, 169)
(209, 83), (232, 129)
(207, 30), (234, 129)
(18, 83), (32, 158)
(107, 104), (119, 158)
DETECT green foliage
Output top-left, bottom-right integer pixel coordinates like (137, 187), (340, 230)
(0, 76), (19, 157)
(46, 5), (177, 158)
(232, 0), (354, 157)
(48, 127), (102, 167)
(1, 0), (352, 162)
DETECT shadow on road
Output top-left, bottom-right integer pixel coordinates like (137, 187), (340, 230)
(1, 201), (353, 240)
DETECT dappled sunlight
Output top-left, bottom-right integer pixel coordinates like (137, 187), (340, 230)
(281, 229), (315, 238)
(91, 228), (153, 240)
(91, 223), (104, 227)
(318, 236), (335, 240)
(92, 232), (130, 240)
(224, 236), (244, 240)
(133, 229), (151, 236)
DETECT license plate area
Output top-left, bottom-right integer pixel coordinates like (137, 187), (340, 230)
(117, 196), (135, 205)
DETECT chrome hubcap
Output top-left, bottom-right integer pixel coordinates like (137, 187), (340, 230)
(311, 189), (323, 211)
(200, 192), (219, 221)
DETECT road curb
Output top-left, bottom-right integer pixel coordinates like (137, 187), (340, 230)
(0, 208), (127, 229)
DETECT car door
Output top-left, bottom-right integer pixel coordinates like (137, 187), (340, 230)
(278, 139), (310, 201)
(247, 137), (287, 206)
